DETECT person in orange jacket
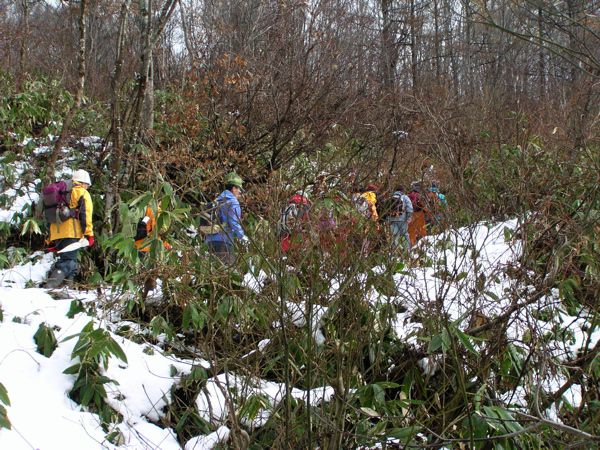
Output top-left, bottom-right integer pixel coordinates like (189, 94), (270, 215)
(134, 205), (173, 300)
(407, 181), (427, 246)
(134, 206), (172, 254)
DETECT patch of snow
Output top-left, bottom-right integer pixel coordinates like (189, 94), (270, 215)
(185, 425), (230, 450)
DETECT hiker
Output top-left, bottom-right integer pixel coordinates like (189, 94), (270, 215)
(45, 169), (94, 288)
(355, 185), (379, 222)
(429, 181), (447, 206)
(350, 185), (379, 255)
(407, 181), (427, 247)
(279, 191), (311, 254)
(134, 205), (172, 299)
(204, 172), (248, 264)
(382, 185), (413, 251)
(134, 205), (172, 254)
(425, 181), (447, 231)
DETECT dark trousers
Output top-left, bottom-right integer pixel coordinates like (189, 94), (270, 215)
(55, 238), (80, 279)
(207, 240), (235, 265)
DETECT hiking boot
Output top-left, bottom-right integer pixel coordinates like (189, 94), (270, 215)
(44, 269), (66, 289)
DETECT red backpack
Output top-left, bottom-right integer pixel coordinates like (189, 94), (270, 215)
(408, 191), (425, 212)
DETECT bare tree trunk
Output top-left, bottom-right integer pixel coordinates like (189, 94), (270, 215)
(131, 0), (153, 138)
(47, 0), (89, 177)
(565, 0), (587, 159)
(133, 0), (178, 138)
(179, 0), (196, 68)
(445, 0), (459, 95)
(18, 0), (30, 90)
(537, 7), (545, 100)
(410, 0), (418, 91)
(433, 0), (441, 84)
(103, 0), (131, 235)
(463, 0), (473, 95)
(380, 0), (396, 91)
(141, 55), (154, 131)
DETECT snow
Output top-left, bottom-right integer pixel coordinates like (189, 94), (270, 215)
(195, 372), (334, 428)
(0, 161), (40, 224)
(0, 251), (55, 288)
(184, 426), (230, 450)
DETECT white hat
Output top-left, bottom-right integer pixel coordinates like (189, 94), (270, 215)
(72, 169), (91, 186)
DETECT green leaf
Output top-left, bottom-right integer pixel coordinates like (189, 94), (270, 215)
(106, 337), (128, 363)
(360, 406), (380, 418)
(464, 413), (489, 440)
(0, 383), (10, 406)
(20, 218), (42, 236)
(0, 405), (11, 430)
(63, 364), (81, 375)
(387, 426), (421, 440)
(455, 328), (479, 354)
(239, 394), (269, 421)
(428, 328), (451, 353)
(81, 385), (95, 406)
(456, 271), (468, 281)
(129, 192), (152, 208)
(189, 366), (208, 381)
(162, 182), (173, 196)
(33, 323), (58, 357)
(483, 406), (523, 434)
(66, 300), (85, 319)
(474, 383), (487, 411)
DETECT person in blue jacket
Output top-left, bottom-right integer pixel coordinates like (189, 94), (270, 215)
(382, 185), (413, 251)
(205, 172), (248, 264)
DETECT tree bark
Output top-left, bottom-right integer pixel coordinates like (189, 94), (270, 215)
(179, 0), (196, 68)
(410, 0), (418, 91)
(380, 0), (397, 91)
(47, 0), (89, 178)
(103, 0), (131, 235)
(18, 0), (30, 90)
(537, 7), (545, 100)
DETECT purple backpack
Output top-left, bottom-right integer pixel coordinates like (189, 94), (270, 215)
(42, 180), (75, 224)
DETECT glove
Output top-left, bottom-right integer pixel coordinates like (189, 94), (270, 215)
(47, 247), (58, 253)
(241, 235), (249, 246)
(86, 236), (95, 248)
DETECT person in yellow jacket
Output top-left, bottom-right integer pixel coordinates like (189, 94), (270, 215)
(362, 184), (380, 222)
(45, 169), (94, 288)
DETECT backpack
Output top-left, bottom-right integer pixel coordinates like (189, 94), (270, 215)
(134, 216), (150, 241)
(385, 193), (405, 218)
(42, 180), (75, 224)
(351, 193), (371, 219)
(408, 191), (425, 212)
(198, 201), (223, 235)
(278, 196), (310, 236)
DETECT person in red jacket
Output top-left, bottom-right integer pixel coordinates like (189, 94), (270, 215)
(279, 191), (311, 254)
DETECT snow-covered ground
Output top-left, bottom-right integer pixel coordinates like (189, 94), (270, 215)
(1, 147), (598, 448)
(1, 218), (598, 449)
